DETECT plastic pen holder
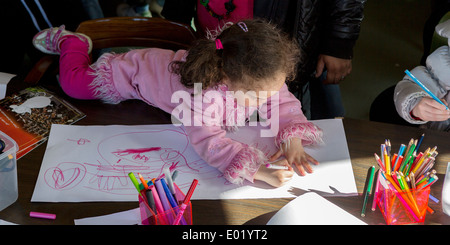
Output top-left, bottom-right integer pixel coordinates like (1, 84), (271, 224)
(375, 178), (430, 225)
(138, 184), (192, 225)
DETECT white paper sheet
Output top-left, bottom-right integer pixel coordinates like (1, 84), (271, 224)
(0, 219), (18, 225)
(31, 119), (357, 202)
(442, 162), (450, 216)
(74, 208), (141, 225)
(0, 72), (14, 100)
(267, 192), (366, 225)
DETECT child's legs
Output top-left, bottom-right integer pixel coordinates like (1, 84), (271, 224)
(59, 36), (97, 99)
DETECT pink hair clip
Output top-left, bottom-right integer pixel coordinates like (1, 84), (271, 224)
(237, 22), (248, 32)
(215, 39), (224, 50)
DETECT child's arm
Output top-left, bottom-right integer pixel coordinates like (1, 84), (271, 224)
(260, 83), (323, 151)
(269, 137), (319, 176)
(259, 84), (323, 173)
(183, 124), (268, 185)
(394, 66), (447, 124)
(186, 125), (297, 187)
(180, 93), (275, 185)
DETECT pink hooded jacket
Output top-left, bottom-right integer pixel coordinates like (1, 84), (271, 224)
(89, 47), (323, 185)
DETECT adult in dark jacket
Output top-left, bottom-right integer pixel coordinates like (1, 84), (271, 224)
(161, 0), (366, 119)
(253, 0), (366, 119)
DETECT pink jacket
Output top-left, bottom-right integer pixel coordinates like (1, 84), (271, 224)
(89, 48), (323, 184)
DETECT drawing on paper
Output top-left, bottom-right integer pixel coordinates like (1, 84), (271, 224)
(44, 162), (87, 190)
(67, 138), (91, 145)
(42, 128), (221, 196)
(33, 120), (358, 202)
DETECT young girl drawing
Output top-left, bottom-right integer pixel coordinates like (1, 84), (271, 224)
(32, 19), (323, 187)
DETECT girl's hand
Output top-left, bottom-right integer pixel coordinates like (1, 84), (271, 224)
(270, 137), (319, 176)
(411, 97), (450, 122)
(254, 158), (294, 188)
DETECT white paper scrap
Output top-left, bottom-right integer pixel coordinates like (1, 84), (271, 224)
(0, 72), (15, 100)
(267, 192), (367, 225)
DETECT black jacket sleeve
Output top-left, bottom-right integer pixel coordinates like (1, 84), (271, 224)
(320, 0), (366, 59)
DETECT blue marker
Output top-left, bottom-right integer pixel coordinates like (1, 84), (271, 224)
(163, 167), (177, 202)
(405, 69), (449, 110)
(160, 178), (178, 208)
(161, 178), (187, 225)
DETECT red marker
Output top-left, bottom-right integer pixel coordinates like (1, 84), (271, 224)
(172, 179), (198, 225)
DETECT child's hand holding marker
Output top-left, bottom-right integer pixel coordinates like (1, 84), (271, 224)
(254, 158), (294, 188)
(270, 137), (319, 176)
(254, 138), (319, 188)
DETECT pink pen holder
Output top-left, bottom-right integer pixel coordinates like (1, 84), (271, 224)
(375, 178), (430, 225)
(138, 184), (192, 225)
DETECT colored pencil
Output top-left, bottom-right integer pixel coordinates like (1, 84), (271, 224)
(384, 149), (391, 175)
(361, 166), (375, 217)
(393, 144), (406, 170)
(371, 170), (381, 211)
(410, 148), (429, 175)
(394, 156), (404, 172)
(415, 134), (425, 154)
(374, 153), (385, 171)
(400, 139), (416, 173)
(405, 70), (449, 110)
(382, 172), (422, 219)
(404, 139), (413, 159)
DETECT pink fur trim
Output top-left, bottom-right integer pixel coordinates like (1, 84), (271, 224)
(275, 122), (323, 149)
(223, 146), (267, 185)
(89, 53), (125, 104)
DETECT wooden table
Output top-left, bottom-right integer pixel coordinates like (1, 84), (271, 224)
(1, 80), (449, 226)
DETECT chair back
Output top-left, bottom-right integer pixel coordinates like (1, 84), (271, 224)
(75, 17), (197, 51)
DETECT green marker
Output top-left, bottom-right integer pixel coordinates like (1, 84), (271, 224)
(128, 172), (143, 197)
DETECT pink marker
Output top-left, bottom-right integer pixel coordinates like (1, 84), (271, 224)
(30, 211), (56, 220)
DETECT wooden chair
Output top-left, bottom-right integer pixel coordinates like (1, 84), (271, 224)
(24, 17), (198, 85)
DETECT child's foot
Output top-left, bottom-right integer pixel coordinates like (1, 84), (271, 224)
(32, 25), (92, 55)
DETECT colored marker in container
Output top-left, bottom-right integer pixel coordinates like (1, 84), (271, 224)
(173, 179), (198, 225)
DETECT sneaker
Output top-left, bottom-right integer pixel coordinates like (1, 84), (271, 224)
(32, 25), (93, 55)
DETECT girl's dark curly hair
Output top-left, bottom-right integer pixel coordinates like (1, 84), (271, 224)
(170, 19), (301, 90)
